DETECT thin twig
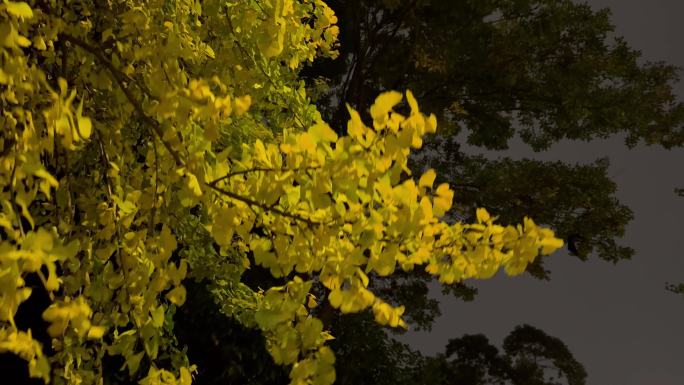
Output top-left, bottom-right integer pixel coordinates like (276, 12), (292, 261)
(205, 183), (318, 226)
(148, 135), (159, 236)
(9, 142), (25, 238)
(208, 165), (320, 186)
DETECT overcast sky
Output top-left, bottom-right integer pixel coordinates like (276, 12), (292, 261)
(398, 2), (684, 385)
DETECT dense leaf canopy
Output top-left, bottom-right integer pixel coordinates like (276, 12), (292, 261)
(0, 1), (564, 384)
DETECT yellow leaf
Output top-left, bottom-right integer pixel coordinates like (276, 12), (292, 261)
(253, 139), (271, 166)
(28, 355), (50, 383)
(125, 351), (144, 375)
(301, 133), (320, 156)
(234, 95), (251, 115)
(308, 122), (338, 143)
(75, 98), (92, 140)
(418, 169), (436, 189)
(476, 208), (490, 223)
(151, 305), (165, 328)
(406, 90), (419, 114)
(15, 33), (31, 47)
(299, 317), (323, 350)
(372, 302), (405, 328)
(307, 294), (318, 309)
(285, 185), (300, 206)
(372, 244), (398, 276)
(0, 23), (13, 47)
(426, 113), (437, 133)
(87, 325), (106, 339)
(5, 1), (33, 19)
(370, 91), (402, 126)
(433, 183), (453, 217)
(179, 367), (193, 385)
(419, 196), (433, 221)
(33, 36), (46, 50)
(186, 173), (202, 197)
(540, 237), (564, 255)
(166, 286), (187, 306)
(328, 288), (343, 309)
(204, 44), (215, 59)
(159, 225), (177, 262)
(204, 122), (220, 141)
(346, 104), (366, 140)
(211, 207), (235, 247)
(41, 258), (60, 288)
(251, 238), (276, 270)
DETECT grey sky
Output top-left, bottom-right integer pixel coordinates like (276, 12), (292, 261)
(398, 2), (684, 384)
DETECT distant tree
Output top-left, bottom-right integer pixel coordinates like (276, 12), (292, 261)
(418, 325), (587, 385)
(328, 323), (587, 385)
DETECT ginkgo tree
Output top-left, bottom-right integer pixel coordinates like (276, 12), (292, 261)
(0, 1), (563, 385)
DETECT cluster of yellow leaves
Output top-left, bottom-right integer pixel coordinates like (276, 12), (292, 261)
(0, 1), (562, 385)
(202, 90), (563, 384)
(0, 2), (105, 380)
(1, 0), (339, 383)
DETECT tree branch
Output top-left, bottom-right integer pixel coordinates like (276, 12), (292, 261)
(204, 183), (320, 227)
(208, 165), (321, 187)
(59, 33), (185, 167)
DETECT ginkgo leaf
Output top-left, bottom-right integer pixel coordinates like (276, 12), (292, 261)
(158, 225), (177, 262)
(179, 367), (193, 385)
(125, 351), (144, 375)
(186, 173), (202, 196)
(15, 32), (31, 47)
(32, 35), (46, 50)
(150, 305), (165, 328)
(406, 90), (420, 114)
(426, 114), (438, 133)
(418, 169), (436, 189)
(540, 237), (564, 255)
(372, 301), (406, 328)
(166, 286), (187, 306)
(346, 104), (366, 139)
(328, 288), (343, 309)
(419, 196), (433, 222)
(307, 294), (318, 308)
(212, 207), (235, 247)
(370, 91), (402, 125)
(87, 325), (106, 339)
(75, 98), (92, 140)
(5, 1), (33, 19)
(234, 95), (252, 115)
(308, 122), (338, 143)
(433, 183), (454, 216)
(299, 317), (323, 351)
(476, 208), (491, 223)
